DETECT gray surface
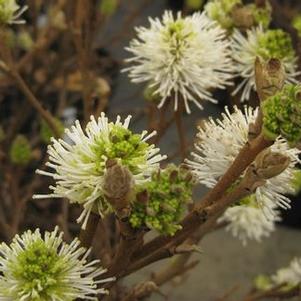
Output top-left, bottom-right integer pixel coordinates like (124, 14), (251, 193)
(126, 227), (301, 301)
(98, 2), (301, 300)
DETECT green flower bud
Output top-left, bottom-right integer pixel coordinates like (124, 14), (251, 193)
(129, 164), (194, 236)
(261, 84), (301, 145)
(17, 31), (33, 50)
(10, 135), (31, 166)
(185, 0), (204, 10)
(254, 275), (272, 291)
(238, 194), (258, 208)
(94, 124), (150, 173)
(40, 118), (64, 144)
(100, 0), (118, 17)
(205, 0), (242, 30)
(249, 3), (271, 29)
(292, 14), (301, 38)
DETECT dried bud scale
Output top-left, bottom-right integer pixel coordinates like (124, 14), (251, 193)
(254, 58), (285, 102)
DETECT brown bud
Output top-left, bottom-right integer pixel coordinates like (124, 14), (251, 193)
(253, 149), (291, 180)
(255, 58), (285, 101)
(255, 0), (268, 8)
(103, 159), (134, 217)
(231, 5), (255, 29)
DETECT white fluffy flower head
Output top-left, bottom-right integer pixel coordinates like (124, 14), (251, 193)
(272, 258), (301, 287)
(218, 195), (280, 245)
(124, 11), (233, 113)
(231, 27), (300, 102)
(0, 227), (113, 300)
(0, 0), (27, 25)
(34, 113), (166, 229)
(186, 106), (300, 243)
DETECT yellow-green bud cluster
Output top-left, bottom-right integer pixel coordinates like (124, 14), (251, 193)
(129, 165), (193, 236)
(249, 3), (272, 29)
(12, 239), (64, 299)
(93, 124), (149, 174)
(0, 0), (26, 25)
(99, 0), (118, 16)
(40, 118), (64, 144)
(293, 15), (301, 38)
(205, 0), (242, 30)
(238, 194), (259, 208)
(185, 0), (204, 10)
(262, 84), (301, 145)
(254, 274), (272, 291)
(9, 135), (31, 166)
(257, 29), (295, 61)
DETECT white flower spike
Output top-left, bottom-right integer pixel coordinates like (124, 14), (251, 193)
(124, 11), (233, 113)
(218, 195), (281, 245)
(231, 27), (300, 102)
(0, 227), (114, 301)
(34, 113), (166, 229)
(272, 258), (301, 287)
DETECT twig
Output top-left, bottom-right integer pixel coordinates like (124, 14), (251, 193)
(130, 133), (272, 265)
(242, 284), (300, 301)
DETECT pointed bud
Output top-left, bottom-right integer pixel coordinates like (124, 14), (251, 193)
(255, 58), (285, 101)
(254, 149), (291, 180)
(103, 160), (134, 217)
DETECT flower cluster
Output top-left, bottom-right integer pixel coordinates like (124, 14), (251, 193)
(124, 11), (233, 113)
(129, 165), (193, 235)
(0, 227), (113, 300)
(0, 0), (27, 25)
(231, 27), (299, 102)
(205, 0), (241, 30)
(262, 84), (301, 146)
(186, 106), (300, 243)
(205, 0), (271, 30)
(34, 113), (166, 229)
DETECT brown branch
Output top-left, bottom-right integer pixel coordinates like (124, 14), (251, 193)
(9, 69), (61, 138)
(242, 285), (300, 301)
(130, 133), (272, 265)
